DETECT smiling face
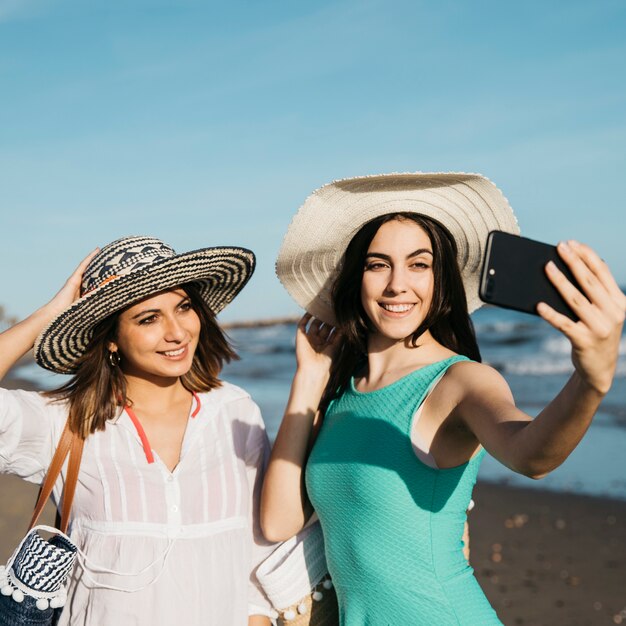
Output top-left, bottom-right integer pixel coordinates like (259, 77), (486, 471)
(108, 288), (201, 383)
(360, 218), (435, 343)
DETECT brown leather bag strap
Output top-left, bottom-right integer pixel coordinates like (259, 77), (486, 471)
(60, 429), (84, 533)
(29, 418), (84, 533)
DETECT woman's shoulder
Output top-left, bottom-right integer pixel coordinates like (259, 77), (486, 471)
(442, 358), (511, 398)
(0, 388), (68, 449)
(198, 382), (268, 451)
(0, 386), (68, 415)
(446, 357), (502, 375)
(199, 380), (252, 403)
(424, 359), (512, 424)
(197, 381), (263, 420)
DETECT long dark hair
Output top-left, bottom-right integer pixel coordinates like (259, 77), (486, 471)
(319, 213), (481, 413)
(45, 282), (237, 438)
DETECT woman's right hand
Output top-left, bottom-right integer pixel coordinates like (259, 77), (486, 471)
(538, 241), (625, 395)
(0, 248), (99, 381)
(41, 248), (99, 319)
(294, 314), (339, 378)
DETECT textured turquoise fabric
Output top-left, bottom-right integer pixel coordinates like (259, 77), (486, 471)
(306, 356), (502, 625)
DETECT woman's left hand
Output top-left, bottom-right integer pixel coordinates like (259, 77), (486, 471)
(294, 313), (339, 379)
(538, 240), (626, 395)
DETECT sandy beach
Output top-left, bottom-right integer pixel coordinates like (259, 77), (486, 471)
(1, 474), (624, 625)
(470, 482), (626, 626)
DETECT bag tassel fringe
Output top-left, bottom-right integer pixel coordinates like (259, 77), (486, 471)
(280, 576), (334, 621)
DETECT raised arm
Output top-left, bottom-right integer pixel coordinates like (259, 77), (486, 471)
(260, 315), (337, 542)
(454, 240), (625, 478)
(0, 250), (98, 382)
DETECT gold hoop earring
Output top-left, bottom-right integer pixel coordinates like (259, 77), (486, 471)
(108, 351), (120, 367)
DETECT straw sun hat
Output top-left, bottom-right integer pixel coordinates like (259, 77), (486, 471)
(276, 172), (520, 325)
(35, 236), (255, 374)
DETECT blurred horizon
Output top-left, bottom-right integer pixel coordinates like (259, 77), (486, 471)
(3, 288), (626, 328)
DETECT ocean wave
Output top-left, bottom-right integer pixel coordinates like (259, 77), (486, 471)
(227, 366), (291, 380)
(541, 336), (570, 355)
(542, 335), (626, 356)
(501, 358), (626, 377)
(501, 359), (574, 376)
(474, 321), (537, 335)
(243, 344), (295, 355)
(477, 334), (533, 347)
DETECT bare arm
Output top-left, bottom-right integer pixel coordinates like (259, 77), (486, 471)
(451, 364), (598, 478)
(248, 616), (271, 626)
(0, 250), (98, 383)
(454, 240), (625, 478)
(260, 315), (337, 542)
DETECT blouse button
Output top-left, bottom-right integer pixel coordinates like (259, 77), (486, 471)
(171, 505), (179, 513)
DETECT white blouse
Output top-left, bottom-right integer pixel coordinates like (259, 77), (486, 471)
(0, 382), (275, 625)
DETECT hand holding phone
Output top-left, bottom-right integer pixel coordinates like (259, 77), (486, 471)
(479, 231), (580, 321)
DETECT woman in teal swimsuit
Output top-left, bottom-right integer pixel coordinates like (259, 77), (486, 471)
(261, 173), (625, 625)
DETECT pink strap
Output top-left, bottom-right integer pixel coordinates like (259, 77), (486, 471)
(124, 392), (202, 464)
(124, 405), (155, 464)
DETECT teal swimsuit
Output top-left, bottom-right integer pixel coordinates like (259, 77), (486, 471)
(306, 356), (502, 625)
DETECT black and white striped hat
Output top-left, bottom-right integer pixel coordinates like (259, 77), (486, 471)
(34, 236), (256, 374)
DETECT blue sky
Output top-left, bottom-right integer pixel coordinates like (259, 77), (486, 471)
(1, 0), (625, 322)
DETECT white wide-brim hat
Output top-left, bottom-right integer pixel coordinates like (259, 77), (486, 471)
(35, 236), (255, 374)
(276, 172), (520, 324)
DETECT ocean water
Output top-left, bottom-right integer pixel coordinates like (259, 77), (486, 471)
(14, 307), (626, 500)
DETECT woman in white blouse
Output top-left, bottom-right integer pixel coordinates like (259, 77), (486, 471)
(0, 236), (273, 625)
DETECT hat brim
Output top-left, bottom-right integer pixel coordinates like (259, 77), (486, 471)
(35, 247), (255, 374)
(276, 172), (520, 324)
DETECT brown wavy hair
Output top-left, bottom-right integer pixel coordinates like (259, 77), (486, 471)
(45, 282), (237, 438)
(319, 213), (481, 414)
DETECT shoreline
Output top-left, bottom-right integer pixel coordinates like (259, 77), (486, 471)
(222, 315), (301, 330)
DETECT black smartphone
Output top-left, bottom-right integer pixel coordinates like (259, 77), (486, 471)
(479, 231), (580, 321)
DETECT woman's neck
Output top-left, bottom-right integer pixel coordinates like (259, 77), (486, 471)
(124, 375), (190, 413)
(360, 330), (452, 390)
